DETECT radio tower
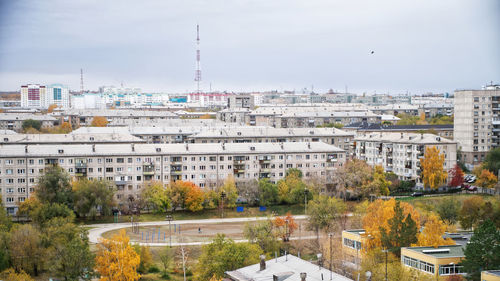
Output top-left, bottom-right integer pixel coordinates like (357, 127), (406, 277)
(80, 68), (84, 94)
(194, 24), (203, 105)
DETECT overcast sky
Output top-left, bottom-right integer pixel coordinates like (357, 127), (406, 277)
(0, 0), (499, 94)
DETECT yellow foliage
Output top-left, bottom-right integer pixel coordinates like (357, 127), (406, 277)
(362, 198), (421, 249)
(416, 214), (455, 248)
(91, 116), (108, 127)
(476, 169), (497, 189)
(95, 229), (141, 281)
(420, 146), (448, 189)
(47, 104), (58, 113)
(0, 268), (34, 281)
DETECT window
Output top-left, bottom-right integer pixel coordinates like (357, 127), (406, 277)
(117, 158), (124, 163)
(439, 264), (463, 276)
(106, 167), (113, 172)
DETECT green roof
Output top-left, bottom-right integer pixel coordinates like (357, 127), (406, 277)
(403, 245), (465, 258)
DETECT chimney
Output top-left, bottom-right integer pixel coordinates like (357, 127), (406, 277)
(92, 144), (95, 152)
(300, 272), (307, 281)
(400, 132), (404, 139)
(259, 255), (266, 271)
(24, 145), (28, 153)
(421, 133), (424, 139)
(131, 144), (135, 152)
(186, 143), (189, 151)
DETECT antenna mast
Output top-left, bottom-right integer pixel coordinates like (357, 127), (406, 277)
(195, 24), (201, 94)
(80, 69), (84, 94)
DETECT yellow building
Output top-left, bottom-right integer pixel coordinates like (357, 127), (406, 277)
(341, 229), (366, 267)
(401, 245), (465, 278)
(482, 270), (500, 281)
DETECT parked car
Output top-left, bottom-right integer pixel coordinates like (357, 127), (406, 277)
(411, 192), (424, 197)
(467, 185), (478, 192)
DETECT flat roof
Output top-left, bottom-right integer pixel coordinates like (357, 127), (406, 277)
(343, 229), (366, 235)
(483, 270), (500, 277)
(402, 245), (465, 258)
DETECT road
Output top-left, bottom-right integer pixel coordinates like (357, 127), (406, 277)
(87, 215), (309, 246)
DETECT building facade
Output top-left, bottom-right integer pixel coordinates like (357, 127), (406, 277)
(401, 245), (465, 278)
(0, 142), (345, 214)
(20, 84), (47, 108)
(354, 133), (457, 183)
(454, 86), (500, 166)
(46, 84), (70, 108)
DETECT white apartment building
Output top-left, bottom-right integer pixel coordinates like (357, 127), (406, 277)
(0, 142), (345, 214)
(46, 84), (70, 108)
(354, 132), (457, 184)
(20, 84), (47, 108)
(454, 85), (500, 166)
(0, 113), (57, 131)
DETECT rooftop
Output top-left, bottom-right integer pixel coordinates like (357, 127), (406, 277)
(402, 245), (465, 258)
(0, 113), (57, 121)
(226, 254), (353, 281)
(354, 132), (456, 144)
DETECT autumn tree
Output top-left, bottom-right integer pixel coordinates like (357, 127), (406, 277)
(59, 121), (72, 133)
(95, 230), (140, 281)
(9, 224), (45, 276)
(141, 181), (171, 213)
(449, 164), (464, 187)
(272, 213), (298, 241)
(159, 247), (174, 276)
(0, 197), (11, 272)
(73, 179), (116, 219)
(379, 201), (419, 256)
(462, 220), (500, 281)
(244, 219), (280, 254)
(22, 119), (42, 131)
(91, 116), (108, 127)
(169, 181), (195, 211)
(258, 178), (278, 206)
(459, 196), (485, 230)
(416, 214), (455, 247)
(217, 176), (238, 208)
(0, 268), (34, 281)
(236, 180), (259, 206)
(363, 198), (421, 250)
(185, 182), (204, 212)
(436, 198), (461, 225)
(135, 245), (152, 274)
(47, 104), (58, 113)
(420, 146), (448, 189)
(36, 166), (74, 208)
(194, 234), (262, 280)
(371, 165), (391, 196)
(330, 159), (373, 199)
(483, 147), (500, 174)
(307, 195), (347, 241)
(476, 169), (498, 189)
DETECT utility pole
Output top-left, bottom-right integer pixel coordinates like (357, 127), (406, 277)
(329, 233), (333, 280)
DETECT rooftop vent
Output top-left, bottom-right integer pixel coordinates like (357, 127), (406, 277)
(156, 148), (161, 152)
(422, 249), (450, 254)
(250, 146), (255, 151)
(58, 149), (64, 154)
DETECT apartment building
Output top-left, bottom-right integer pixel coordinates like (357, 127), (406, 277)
(0, 142), (345, 214)
(0, 113), (57, 132)
(46, 84), (70, 108)
(227, 95), (255, 109)
(454, 85), (500, 166)
(344, 123), (454, 140)
(0, 132), (144, 145)
(20, 84), (47, 108)
(401, 245), (465, 278)
(354, 133), (457, 183)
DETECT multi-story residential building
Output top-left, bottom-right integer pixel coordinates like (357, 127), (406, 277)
(0, 132), (144, 145)
(227, 95), (255, 109)
(0, 113), (57, 132)
(454, 85), (500, 166)
(344, 123), (454, 140)
(46, 84), (70, 108)
(401, 245), (465, 278)
(20, 84), (47, 108)
(354, 133), (457, 183)
(0, 142), (345, 214)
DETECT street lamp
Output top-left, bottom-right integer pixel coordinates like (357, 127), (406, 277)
(284, 218), (290, 242)
(381, 249), (388, 281)
(220, 191), (226, 218)
(304, 188), (309, 215)
(165, 214), (173, 247)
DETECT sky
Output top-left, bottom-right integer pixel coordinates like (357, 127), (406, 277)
(0, 0), (499, 94)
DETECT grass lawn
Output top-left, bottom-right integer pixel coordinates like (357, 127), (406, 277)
(396, 192), (495, 203)
(78, 204), (306, 225)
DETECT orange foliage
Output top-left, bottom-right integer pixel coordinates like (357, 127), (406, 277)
(47, 104), (58, 113)
(95, 229), (140, 281)
(185, 183), (204, 212)
(91, 116), (108, 127)
(416, 214), (455, 248)
(362, 198), (421, 249)
(272, 212), (298, 240)
(420, 146), (448, 189)
(476, 169), (497, 189)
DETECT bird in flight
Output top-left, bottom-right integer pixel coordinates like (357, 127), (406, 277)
(371, 51), (375, 54)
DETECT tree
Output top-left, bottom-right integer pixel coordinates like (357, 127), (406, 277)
(258, 178), (278, 206)
(379, 201), (419, 256)
(272, 213), (298, 241)
(244, 219), (281, 254)
(483, 147), (500, 174)
(73, 179), (116, 219)
(36, 166), (73, 208)
(95, 229), (140, 281)
(420, 146), (448, 189)
(277, 169), (308, 204)
(363, 198), (421, 250)
(22, 119), (42, 131)
(436, 198), (461, 225)
(141, 181), (170, 213)
(185, 182), (204, 212)
(159, 247), (174, 276)
(169, 181), (197, 211)
(462, 220), (500, 281)
(459, 196), (485, 230)
(416, 214), (455, 248)
(307, 195), (347, 241)
(91, 116), (108, 127)
(0, 268), (34, 281)
(136, 246), (152, 274)
(31, 203), (75, 227)
(194, 234), (262, 280)
(9, 224), (45, 276)
(59, 121), (72, 133)
(476, 169), (497, 189)
(43, 219), (94, 280)
(0, 197), (11, 272)
(217, 176), (238, 208)
(47, 104), (58, 113)
(449, 164), (465, 187)
(236, 180), (259, 206)
(330, 159), (373, 199)
(372, 165), (391, 196)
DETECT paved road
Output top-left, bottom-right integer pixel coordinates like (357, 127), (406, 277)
(87, 215), (309, 246)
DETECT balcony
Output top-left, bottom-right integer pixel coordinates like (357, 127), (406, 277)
(233, 169), (245, 174)
(259, 159), (271, 164)
(170, 170), (182, 175)
(260, 168), (271, 173)
(143, 164), (155, 175)
(75, 162), (87, 168)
